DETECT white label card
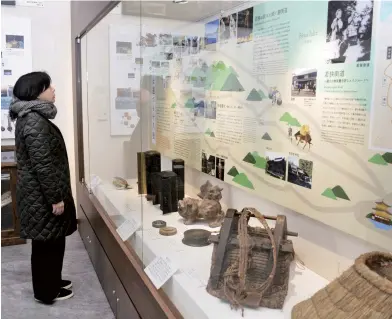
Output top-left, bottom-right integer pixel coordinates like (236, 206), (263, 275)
(144, 256), (178, 289)
(116, 218), (141, 241)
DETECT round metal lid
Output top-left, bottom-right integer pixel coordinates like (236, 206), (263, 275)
(152, 220), (167, 228)
(159, 226), (177, 236)
(182, 229), (211, 247)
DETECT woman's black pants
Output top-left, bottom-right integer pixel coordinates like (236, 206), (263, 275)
(31, 237), (66, 303)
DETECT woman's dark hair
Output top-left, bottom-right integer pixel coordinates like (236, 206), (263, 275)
(13, 71), (51, 101)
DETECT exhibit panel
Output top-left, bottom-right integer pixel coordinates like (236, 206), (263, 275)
(144, 0), (392, 250)
(77, 1), (392, 319)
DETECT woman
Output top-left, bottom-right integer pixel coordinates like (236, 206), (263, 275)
(10, 72), (77, 304)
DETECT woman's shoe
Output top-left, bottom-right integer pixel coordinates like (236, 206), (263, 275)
(54, 288), (74, 301)
(61, 279), (72, 289)
(34, 288), (74, 303)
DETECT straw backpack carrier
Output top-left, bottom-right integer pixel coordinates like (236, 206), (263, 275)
(206, 208), (298, 313)
(292, 252), (392, 319)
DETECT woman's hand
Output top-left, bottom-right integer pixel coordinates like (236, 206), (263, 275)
(52, 201), (64, 215)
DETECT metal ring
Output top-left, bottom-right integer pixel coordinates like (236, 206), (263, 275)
(152, 220), (167, 228)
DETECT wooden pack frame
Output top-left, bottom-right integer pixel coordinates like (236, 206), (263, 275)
(206, 208), (298, 311)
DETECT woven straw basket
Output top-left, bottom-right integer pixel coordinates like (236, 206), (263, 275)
(292, 252), (392, 319)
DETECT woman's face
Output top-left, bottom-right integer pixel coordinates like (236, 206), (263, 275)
(336, 9), (342, 18)
(38, 85), (55, 102)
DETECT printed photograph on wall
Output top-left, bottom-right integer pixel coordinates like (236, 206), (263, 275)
(135, 57), (143, 65)
(201, 152), (216, 177)
(215, 157), (225, 181)
(205, 19), (219, 50)
(291, 68), (317, 97)
(287, 156), (313, 189)
(265, 151), (287, 180)
(4, 70), (12, 76)
(6, 35), (24, 49)
(237, 7), (253, 43)
(116, 41), (132, 54)
(219, 13), (237, 42)
(139, 33), (158, 47)
(159, 33), (173, 46)
(205, 101), (217, 119)
(1, 86), (12, 109)
(326, 0), (373, 63)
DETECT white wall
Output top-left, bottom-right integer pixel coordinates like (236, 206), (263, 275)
(83, 7), (386, 282)
(1, 1), (76, 198)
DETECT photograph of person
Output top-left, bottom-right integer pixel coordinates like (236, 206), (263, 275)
(326, 0), (373, 63)
(237, 7), (253, 43)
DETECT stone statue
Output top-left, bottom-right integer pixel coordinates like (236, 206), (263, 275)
(178, 181), (224, 228)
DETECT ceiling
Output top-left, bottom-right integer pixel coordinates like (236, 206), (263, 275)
(121, 1), (246, 22)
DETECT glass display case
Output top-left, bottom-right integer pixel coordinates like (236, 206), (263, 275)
(77, 1), (392, 318)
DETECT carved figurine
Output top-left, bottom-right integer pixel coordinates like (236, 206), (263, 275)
(178, 181), (224, 228)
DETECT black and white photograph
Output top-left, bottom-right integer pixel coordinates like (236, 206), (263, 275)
(159, 33), (173, 45)
(116, 41), (132, 54)
(215, 157), (225, 181)
(139, 33), (158, 47)
(4, 70), (12, 76)
(160, 61), (169, 68)
(237, 7), (253, 44)
(219, 13), (237, 42)
(151, 61), (161, 68)
(191, 36), (199, 54)
(287, 156), (313, 189)
(291, 68), (317, 97)
(6, 34), (24, 49)
(265, 151), (287, 181)
(173, 35), (185, 47)
(201, 152), (216, 177)
(128, 73), (135, 79)
(205, 101), (217, 119)
(326, 0), (373, 63)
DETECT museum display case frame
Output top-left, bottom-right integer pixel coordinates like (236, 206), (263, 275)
(73, 2), (182, 318)
(1, 145), (26, 246)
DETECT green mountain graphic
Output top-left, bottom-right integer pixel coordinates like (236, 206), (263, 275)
(227, 166), (239, 177)
(214, 61), (226, 71)
(254, 155), (267, 169)
(322, 188), (337, 200)
(280, 112), (292, 123)
(288, 117), (301, 127)
(368, 154), (388, 165)
(332, 185), (350, 201)
(233, 173), (254, 189)
(220, 73), (244, 92)
(185, 98), (195, 108)
(229, 66), (239, 77)
(205, 128), (212, 136)
(262, 132), (272, 140)
(243, 152), (256, 164)
(258, 90), (267, 99)
(382, 152), (392, 164)
(210, 131), (215, 137)
(247, 88), (263, 101)
(171, 103), (176, 108)
(252, 151), (260, 157)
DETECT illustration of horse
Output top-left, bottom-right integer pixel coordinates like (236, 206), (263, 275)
(295, 125), (312, 150)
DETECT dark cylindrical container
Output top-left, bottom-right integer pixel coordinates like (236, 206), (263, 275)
(172, 158), (185, 200)
(160, 171), (178, 214)
(144, 151), (161, 196)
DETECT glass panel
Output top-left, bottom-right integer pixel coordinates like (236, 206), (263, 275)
(84, 5), (144, 259)
(1, 170), (14, 231)
(81, 36), (90, 187)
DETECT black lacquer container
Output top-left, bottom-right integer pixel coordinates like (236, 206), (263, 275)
(144, 151), (161, 197)
(172, 158), (185, 200)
